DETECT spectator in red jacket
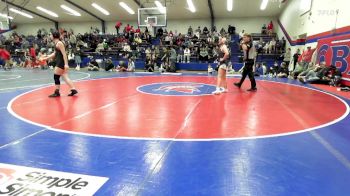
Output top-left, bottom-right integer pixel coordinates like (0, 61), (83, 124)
(135, 27), (141, 34)
(301, 46), (315, 64)
(115, 21), (122, 34)
(267, 21), (274, 36)
(0, 48), (10, 61)
(125, 24), (131, 33)
(0, 47), (11, 70)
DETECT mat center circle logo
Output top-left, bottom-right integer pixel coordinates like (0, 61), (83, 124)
(137, 82), (216, 96)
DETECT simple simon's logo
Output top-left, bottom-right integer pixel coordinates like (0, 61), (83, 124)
(137, 82), (216, 96)
(0, 163), (108, 196)
(0, 168), (16, 185)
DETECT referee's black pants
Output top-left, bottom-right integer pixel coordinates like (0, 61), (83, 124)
(238, 60), (256, 89)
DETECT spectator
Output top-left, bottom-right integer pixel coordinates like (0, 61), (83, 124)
(115, 21), (122, 34)
(145, 47), (152, 59)
(299, 63), (329, 84)
(290, 48), (301, 73)
(227, 61), (235, 74)
(130, 41), (137, 56)
(160, 47), (170, 63)
(125, 24), (131, 34)
(169, 47), (177, 63)
(199, 47), (208, 63)
(87, 57), (99, 71)
(135, 27), (141, 35)
(328, 65), (342, 86)
(127, 57), (135, 72)
(0, 47), (11, 70)
(188, 26), (193, 36)
(269, 61), (279, 77)
(212, 46), (219, 61)
(281, 37), (286, 52)
(301, 46), (316, 64)
(153, 45), (160, 60)
(116, 60), (128, 72)
(163, 28), (168, 36)
(184, 47), (191, 63)
(144, 32), (151, 43)
(261, 24), (267, 34)
(164, 34), (171, 45)
(282, 48), (291, 66)
(208, 64), (214, 74)
(276, 39), (282, 53)
(157, 27), (164, 37)
(211, 26), (217, 33)
(159, 60), (167, 73)
(256, 63), (268, 77)
(267, 21), (274, 36)
(69, 33), (76, 48)
(74, 48), (81, 71)
(300, 46), (316, 69)
(145, 56), (155, 72)
(29, 44), (36, 62)
(177, 47), (184, 63)
(203, 26), (209, 35)
(220, 28), (226, 36)
(96, 40), (104, 53)
(297, 62), (318, 79)
(196, 26), (201, 34)
(166, 61), (177, 72)
(76, 38), (86, 48)
(277, 62), (289, 78)
(134, 34), (142, 44)
(228, 25), (236, 35)
(67, 50), (75, 67)
(268, 38), (276, 54)
(257, 37), (265, 54)
(123, 42), (131, 58)
(239, 30), (245, 42)
(105, 57), (115, 71)
(290, 61), (307, 79)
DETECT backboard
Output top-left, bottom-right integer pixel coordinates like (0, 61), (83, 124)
(138, 7), (167, 27)
(0, 16), (10, 30)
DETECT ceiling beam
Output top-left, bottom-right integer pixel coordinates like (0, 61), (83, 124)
(1, 0), (59, 24)
(64, 0), (105, 33)
(133, 0), (143, 8)
(207, 0), (215, 29)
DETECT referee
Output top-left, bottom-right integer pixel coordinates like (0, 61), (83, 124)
(234, 33), (257, 91)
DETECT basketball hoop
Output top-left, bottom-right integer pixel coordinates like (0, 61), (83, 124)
(146, 21), (154, 30)
(149, 22), (155, 29)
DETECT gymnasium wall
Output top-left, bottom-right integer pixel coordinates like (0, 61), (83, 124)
(12, 17), (276, 36)
(276, 0), (350, 49)
(277, 0), (350, 83)
(14, 22), (54, 36)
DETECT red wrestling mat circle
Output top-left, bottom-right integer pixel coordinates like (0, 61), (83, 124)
(9, 76), (349, 140)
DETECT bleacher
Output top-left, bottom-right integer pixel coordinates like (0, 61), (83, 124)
(5, 28), (285, 71)
(75, 32), (283, 71)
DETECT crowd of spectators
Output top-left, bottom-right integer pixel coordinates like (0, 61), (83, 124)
(0, 21), (342, 87)
(0, 23), (238, 72)
(254, 46), (342, 86)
